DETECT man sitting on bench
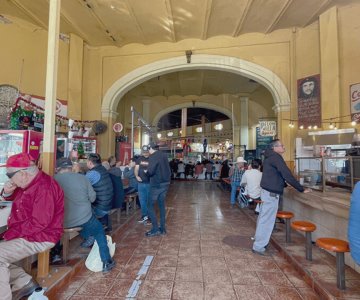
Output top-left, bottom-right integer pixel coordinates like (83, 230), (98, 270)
(0, 153), (64, 300)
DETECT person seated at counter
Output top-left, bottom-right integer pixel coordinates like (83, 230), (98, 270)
(54, 158), (115, 272)
(0, 153), (64, 300)
(85, 153), (114, 246)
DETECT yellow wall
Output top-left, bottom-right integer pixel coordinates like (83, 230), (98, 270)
(0, 19), (69, 100)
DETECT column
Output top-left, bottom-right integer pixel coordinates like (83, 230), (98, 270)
(181, 107), (187, 138)
(101, 109), (118, 158)
(240, 97), (249, 147)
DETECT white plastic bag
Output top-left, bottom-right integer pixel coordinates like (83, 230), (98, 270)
(85, 235), (116, 272)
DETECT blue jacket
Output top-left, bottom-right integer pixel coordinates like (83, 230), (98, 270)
(349, 182), (360, 265)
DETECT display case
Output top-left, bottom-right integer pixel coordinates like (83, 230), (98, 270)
(67, 137), (97, 159)
(296, 156), (360, 192)
(0, 130), (43, 189)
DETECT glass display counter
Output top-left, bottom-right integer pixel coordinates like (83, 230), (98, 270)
(296, 156), (360, 192)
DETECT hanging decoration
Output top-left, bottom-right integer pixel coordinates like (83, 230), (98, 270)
(9, 96), (98, 132)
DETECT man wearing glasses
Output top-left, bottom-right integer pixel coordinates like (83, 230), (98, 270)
(252, 139), (311, 256)
(0, 153), (64, 300)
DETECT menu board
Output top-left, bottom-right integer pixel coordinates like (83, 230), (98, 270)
(297, 74), (321, 128)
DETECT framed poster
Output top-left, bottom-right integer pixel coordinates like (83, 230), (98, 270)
(350, 83), (360, 122)
(297, 74), (321, 128)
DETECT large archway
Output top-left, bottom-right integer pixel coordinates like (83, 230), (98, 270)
(101, 54), (290, 117)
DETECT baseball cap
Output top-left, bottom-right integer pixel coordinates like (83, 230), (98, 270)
(5, 153), (35, 168)
(148, 142), (159, 149)
(56, 158), (73, 169)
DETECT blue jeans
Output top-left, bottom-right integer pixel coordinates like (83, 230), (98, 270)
(80, 215), (111, 263)
(147, 182), (170, 232)
(92, 206), (111, 230)
(231, 181), (241, 205)
(138, 182), (150, 217)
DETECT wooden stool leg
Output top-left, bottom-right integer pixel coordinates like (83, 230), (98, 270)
(22, 257), (32, 274)
(285, 219), (291, 243)
(133, 196), (137, 211)
(336, 252), (346, 290)
(37, 250), (50, 278)
(62, 234), (69, 263)
(305, 232), (312, 261)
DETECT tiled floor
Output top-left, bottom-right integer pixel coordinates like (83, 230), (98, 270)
(53, 181), (347, 299)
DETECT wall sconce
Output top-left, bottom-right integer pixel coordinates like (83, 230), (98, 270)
(185, 50), (192, 63)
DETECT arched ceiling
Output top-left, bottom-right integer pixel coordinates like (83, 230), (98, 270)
(125, 70), (261, 98)
(0, 0), (357, 47)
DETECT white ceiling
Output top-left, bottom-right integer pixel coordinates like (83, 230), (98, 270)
(1, 0), (356, 98)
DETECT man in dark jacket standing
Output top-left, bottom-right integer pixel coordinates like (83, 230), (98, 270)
(145, 142), (171, 237)
(252, 139), (311, 256)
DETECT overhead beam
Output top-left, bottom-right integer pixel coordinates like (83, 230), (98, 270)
(10, 0), (48, 28)
(232, 0), (254, 37)
(265, 0), (294, 34)
(201, 0), (213, 40)
(303, 0), (332, 27)
(124, 0), (147, 44)
(165, 0), (176, 42)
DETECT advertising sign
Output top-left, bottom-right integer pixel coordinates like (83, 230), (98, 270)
(297, 74), (321, 128)
(350, 83), (360, 122)
(259, 120), (277, 137)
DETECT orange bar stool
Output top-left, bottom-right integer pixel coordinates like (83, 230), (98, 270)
(316, 238), (350, 290)
(291, 221), (316, 260)
(276, 211), (294, 242)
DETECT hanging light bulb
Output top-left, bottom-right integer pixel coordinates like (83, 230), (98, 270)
(313, 125), (318, 130)
(329, 122), (334, 129)
(308, 125), (312, 130)
(299, 125), (304, 130)
(351, 121), (357, 126)
(334, 123), (338, 130)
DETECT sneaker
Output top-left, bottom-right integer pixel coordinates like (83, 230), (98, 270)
(138, 216), (148, 223)
(12, 279), (40, 300)
(145, 230), (160, 237)
(80, 236), (95, 248)
(102, 259), (116, 273)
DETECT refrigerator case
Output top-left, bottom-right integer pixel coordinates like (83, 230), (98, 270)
(0, 130), (43, 188)
(66, 136), (97, 159)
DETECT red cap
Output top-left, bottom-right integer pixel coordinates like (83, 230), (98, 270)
(5, 153), (35, 168)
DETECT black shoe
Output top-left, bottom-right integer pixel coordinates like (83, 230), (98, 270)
(159, 228), (167, 235)
(12, 279), (40, 300)
(50, 254), (63, 265)
(145, 230), (160, 237)
(102, 259), (116, 273)
(252, 249), (271, 257)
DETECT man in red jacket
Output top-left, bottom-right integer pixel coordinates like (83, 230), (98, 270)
(0, 153), (64, 300)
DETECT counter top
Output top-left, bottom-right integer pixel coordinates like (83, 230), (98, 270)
(284, 187), (350, 219)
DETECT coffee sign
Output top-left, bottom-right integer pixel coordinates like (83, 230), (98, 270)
(350, 83), (360, 122)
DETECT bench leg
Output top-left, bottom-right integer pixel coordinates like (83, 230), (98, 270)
(305, 232), (312, 261)
(285, 219), (291, 243)
(37, 250), (50, 279)
(336, 252), (346, 290)
(62, 234), (70, 263)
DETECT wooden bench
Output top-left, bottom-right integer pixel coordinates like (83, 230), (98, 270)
(124, 193), (138, 215)
(62, 227), (82, 263)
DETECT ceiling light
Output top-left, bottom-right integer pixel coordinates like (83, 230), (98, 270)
(0, 15), (12, 24)
(157, 133), (162, 138)
(195, 127), (202, 133)
(313, 125), (318, 130)
(351, 121), (357, 126)
(110, 5), (115, 9)
(308, 125), (312, 130)
(299, 125), (304, 130)
(214, 123), (223, 131)
(329, 123), (334, 129)
(167, 131), (173, 137)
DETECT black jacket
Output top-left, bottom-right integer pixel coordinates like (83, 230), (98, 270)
(147, 150), (171, 185)
(92, 165), (114, 211)
(260, 149), (304, 195)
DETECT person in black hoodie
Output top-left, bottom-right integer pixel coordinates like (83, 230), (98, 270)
(252, 139), (311, 256)
(145, 142), (171, 237)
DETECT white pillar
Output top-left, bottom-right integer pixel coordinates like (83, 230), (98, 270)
(181, 107), (187, 138)
(42, 0), (61, 175)
(240, 97), (249, 147)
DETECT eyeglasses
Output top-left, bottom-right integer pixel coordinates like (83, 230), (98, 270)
(274, 144), (285, 148)
(6, 169), (25, 179)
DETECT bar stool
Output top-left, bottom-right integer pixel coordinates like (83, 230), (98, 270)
(276, 211), (294, 242)
(62, 227), (83, 263)
(291, 221), (316, 260)
(253, 199), (263, 215)
(124, 193), (138, 215)
(316, 238), (350, 290)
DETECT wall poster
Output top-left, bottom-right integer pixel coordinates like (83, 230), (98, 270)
(350, 83), (360, 122)
(297, 74), (321, 128)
